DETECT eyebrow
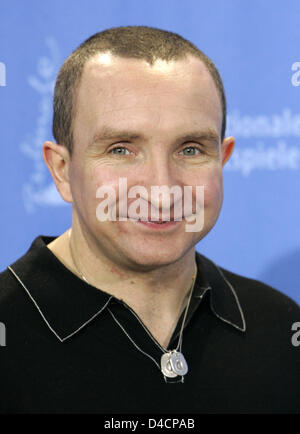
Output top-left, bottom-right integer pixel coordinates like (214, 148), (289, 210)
(90, 126), (220, 147)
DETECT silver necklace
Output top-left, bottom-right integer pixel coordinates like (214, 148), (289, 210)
(68, 229), (197, 379)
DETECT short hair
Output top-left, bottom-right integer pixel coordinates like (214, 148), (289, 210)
(52, 25), (226, 156)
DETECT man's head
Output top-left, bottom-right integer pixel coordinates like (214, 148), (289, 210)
(44, 26), (234, 270)
(52, 25), (227, 157)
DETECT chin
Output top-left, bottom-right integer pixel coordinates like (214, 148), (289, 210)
(127, 256), (181, 271)
(119, 243), (194, 271)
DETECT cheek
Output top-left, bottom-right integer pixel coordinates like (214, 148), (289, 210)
(91, 168), (135, 223)
(70, 163), (119, 217)
(91, 170), (120, 191)
(77, 164), (120, 198)
(194, 167), (223, 209)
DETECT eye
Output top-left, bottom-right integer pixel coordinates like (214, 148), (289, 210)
(109, 146), (132, 156)
(179, 145), (203, 156)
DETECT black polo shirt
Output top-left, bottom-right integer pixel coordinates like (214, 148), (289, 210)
(0, 236), (299, 414)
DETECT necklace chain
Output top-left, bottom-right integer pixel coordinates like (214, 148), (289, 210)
(68, 230), (89, 284)
(68, 228), (197, 378)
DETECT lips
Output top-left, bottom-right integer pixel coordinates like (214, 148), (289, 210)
(127, 217), (181, 223)
(149, 220), (169, 224)
(134, 219), (180, 231)
(142, 220), (174, 224)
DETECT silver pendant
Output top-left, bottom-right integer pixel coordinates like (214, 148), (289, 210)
(161, 351), (188, 378)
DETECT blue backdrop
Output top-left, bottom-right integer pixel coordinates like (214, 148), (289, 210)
(0, 0), (299, 304)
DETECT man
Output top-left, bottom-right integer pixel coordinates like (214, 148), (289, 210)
(0, 26), (299, 414)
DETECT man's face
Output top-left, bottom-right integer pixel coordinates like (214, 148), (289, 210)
(68, 53), (233, 269)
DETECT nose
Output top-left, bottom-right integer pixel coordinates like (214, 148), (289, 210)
(141, 150), (183, 216)
(145, 150), (178, 188)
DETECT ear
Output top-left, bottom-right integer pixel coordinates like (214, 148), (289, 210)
(220, 136), (235, 167)
(43, 141), (73, 203)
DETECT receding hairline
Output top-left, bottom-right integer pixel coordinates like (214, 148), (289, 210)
(81, 49), (218, 79)
(72, 50), (222, 149)
(73, 50), (223, 131)
(52, 26), (227, 155)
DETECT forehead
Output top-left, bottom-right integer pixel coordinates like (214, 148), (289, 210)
(73, 53), (222, 144)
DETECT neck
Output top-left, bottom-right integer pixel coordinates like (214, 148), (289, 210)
(47, 225), (197, 347)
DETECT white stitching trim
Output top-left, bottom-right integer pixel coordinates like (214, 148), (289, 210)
(194, 286), (211, 297)
(107, 308), (161, 371)
(108, 308), (184, 383)
(7, 266), (113, 342)
(207, 261), (246, 332)
(119, 300), (167, 352)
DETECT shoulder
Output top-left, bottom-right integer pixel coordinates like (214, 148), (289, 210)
(0, 266), (23, 305)
(0, 267), (29, 324)
(197, 252), (300, 322)
(0, 235), (57, 312)
(219, 265), (299, 314)
(0, 236), (53, 321)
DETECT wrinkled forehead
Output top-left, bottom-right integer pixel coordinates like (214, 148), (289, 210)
(79, 52), (221, 104)
(73, 53), (222, 144)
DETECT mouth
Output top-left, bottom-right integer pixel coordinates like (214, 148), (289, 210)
(132, 219), (181, 230)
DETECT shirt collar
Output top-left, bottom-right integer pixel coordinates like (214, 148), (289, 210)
(195, 253), (246, 332)
(7, 236), (246, 342)
(8, 236), (114, 342)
